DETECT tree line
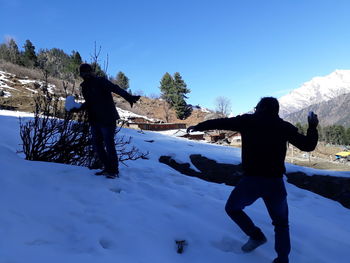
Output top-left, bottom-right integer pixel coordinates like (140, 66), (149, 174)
(0, 39), (83, 80)
(296, 122), (350, 146)
(0, 38), (193, 120)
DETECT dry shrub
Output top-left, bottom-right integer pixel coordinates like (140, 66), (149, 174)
(19, 88), (149, 169)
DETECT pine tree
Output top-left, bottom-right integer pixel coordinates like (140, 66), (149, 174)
(72, 51), (82, 65)
(22, 39), (38, 68)
(159, 72), (175, 104)
(91, 62), (107, 78)
(173, 96), (192, 120)
(68, 51), (83, 76)
(37, 48), (72, 78)
(115, 71), (129, 90)
(159, 72), (192, 120)
(173, 72), (190, 98)
(346, 127), (350, 145)
(0, 43), (10, 61)
(323, 125), (347, 145)
(8, 39), (21, 65)
(172, 72), (191, 119)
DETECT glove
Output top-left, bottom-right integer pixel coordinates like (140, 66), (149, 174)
(186, 125), (197, 133)
(129, 95), (141, 108)
(308, 111), (319, 128)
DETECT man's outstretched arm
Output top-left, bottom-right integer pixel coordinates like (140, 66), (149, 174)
(104, 79), (140, 107)
(187, 115), (245, 133)
(288, 112), (319, 152)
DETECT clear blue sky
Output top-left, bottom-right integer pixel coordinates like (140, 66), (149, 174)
(1, 0), (350, 114)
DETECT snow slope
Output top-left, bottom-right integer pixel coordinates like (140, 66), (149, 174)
(0, 70), (56, 96)
(0, 111), (350, 263)
(279, 70), (350, 117)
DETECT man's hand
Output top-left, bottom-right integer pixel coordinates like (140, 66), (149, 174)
(129, 95), (141, 108)
(186, 125), (197, 133)
(308, 111), (319, 128)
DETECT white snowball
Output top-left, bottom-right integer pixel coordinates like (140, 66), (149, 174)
(65, 96), (82, 111)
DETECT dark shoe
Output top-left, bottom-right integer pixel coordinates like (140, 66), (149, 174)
(241, 236), (267, 252)
(272, 258), (289, 263)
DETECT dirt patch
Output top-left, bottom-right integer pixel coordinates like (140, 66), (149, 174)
(286, 142), (350, 171)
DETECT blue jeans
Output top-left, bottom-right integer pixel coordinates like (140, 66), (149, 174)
(225, 176), (290, 262)
(90, 124), (118, 173)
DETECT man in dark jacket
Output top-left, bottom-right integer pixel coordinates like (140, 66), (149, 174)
(72, 63), (140, 178)
(187, 97), (318, 263)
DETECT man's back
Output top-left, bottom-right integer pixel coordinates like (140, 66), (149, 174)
(81, 76), (119, 126)
(238, 113), (299, 177)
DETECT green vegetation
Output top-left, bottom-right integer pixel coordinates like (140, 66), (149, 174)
(0, 39), (196, 121)
(113, 71), (130, 91)
(159, 72), (192, 120)
(296, 122), (350, 146)
(0, 38), (92, 81)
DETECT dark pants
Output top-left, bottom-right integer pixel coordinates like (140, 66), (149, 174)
(225, 176), (290, 262)
(90, 124), (118, 173)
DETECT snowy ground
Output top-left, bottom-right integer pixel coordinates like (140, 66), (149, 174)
(1, 110), (350, 263)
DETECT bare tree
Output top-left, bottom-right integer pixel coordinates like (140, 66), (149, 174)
(90, 42), (108, 77)
(163, 101), (172, 123)
(90, 41), (102, 67)
(215, 96), (232, 117)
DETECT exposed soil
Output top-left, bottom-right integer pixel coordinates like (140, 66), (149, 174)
(286, 142), (350, 171)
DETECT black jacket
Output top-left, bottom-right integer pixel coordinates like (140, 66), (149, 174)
(194, 113), (318, 178)
(80, 76), (133, 126)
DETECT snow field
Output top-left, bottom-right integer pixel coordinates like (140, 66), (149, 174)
(0, 111), (350, 263)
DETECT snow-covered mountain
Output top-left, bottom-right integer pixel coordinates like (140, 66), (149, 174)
(279, 70), (350, 117)
(284, 92), (350, 127)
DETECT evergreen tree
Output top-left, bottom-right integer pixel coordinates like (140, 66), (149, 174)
(334, 125), (347, 145)
(67, 51), (83, 76)
(0, 43), (10, 61)
(159, 72), (175, 104)
(91, 62), (107, 78)
(8, 39), (21, 65)
(72, 51), (82, 65)
(22, 39), (37, 68)
(115, 71), (129, 90)
(173, 72), (190, 98)
(173, 96), (192, 120)
(172, 72), (191, 119)
(323, 125), (347, 145)
(37, 48), (71, 78)
(159, 72), (191, 119)
(317, 125), (324, 142)
(346, 127), (350, 145)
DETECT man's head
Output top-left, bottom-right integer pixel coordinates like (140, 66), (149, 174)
(79, 63), (93, 79)
(255, 97), (279, 116)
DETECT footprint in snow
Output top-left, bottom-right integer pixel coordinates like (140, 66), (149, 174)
(110, 187), (123, 194)
(212, 236), (243, 254)
(99, 238), (113, 249)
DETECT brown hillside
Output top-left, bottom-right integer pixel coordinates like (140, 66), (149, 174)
(0, 66), (210, 126)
